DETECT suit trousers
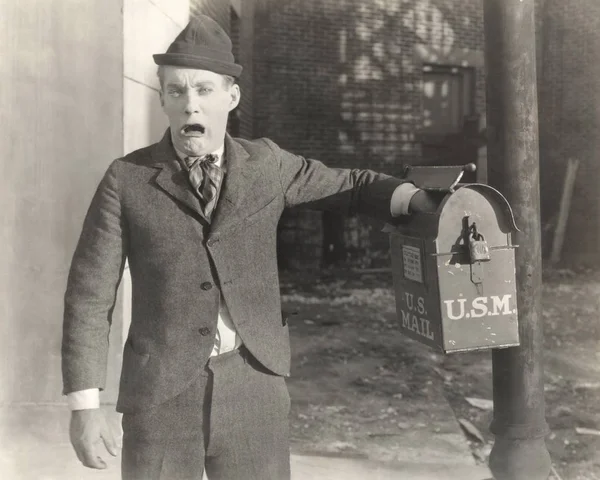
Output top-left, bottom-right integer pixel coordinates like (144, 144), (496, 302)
(121, 347), (291, 480)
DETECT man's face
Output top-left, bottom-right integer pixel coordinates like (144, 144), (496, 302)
(160, 66), (240, 157)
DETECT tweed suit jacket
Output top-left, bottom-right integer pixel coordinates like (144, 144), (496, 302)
(62, 130), (406, 413)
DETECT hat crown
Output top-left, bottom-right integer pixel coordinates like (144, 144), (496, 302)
(169, 16), (233, 57)
(153, 14), (243, 77)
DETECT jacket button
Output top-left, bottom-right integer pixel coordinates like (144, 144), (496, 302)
(201, 282), (212, 291)
(199, 327), (211, 336)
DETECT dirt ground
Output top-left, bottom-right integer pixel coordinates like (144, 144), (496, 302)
(280, 267), (600, 480)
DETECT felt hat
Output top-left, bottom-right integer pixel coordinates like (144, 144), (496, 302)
(153, 15), (243, 77)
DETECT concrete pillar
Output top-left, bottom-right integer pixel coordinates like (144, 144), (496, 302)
(0, 0), (124, 407)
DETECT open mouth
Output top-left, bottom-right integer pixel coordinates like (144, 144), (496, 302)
(181, 124), (205, 136)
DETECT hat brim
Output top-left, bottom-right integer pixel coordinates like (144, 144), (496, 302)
(153, 53), (243, 77)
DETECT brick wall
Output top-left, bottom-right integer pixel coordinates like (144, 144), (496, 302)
(537, 0), (600, 264)
(254, 0), (486, 268)
(190, 0), (255, 139)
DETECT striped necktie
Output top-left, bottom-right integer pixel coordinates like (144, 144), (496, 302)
(185, 154), (223, 219)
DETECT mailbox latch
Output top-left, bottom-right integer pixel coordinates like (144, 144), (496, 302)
(468, 222), (490, 291)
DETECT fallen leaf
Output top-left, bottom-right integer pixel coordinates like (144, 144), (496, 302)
(575, 427), (600, 436)
(573, 381), (600, 390)
(458, 418), (485, 443)
(325, 441), (358, 452)
(473, 443), (492, 462)
(554, 406), (573, 416)
(465, 397), (494, 411)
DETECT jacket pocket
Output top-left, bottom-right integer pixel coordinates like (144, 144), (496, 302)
(120, 337), (150, 390)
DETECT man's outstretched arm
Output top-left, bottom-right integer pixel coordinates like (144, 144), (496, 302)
(266, 138), (439, 219)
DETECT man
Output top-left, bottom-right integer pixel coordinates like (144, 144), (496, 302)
(62, 15), (437, 480)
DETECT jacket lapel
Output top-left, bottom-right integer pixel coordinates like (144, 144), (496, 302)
(150, 130), (206, 220)
(210, 134), (261, 235)
(149, 131), (267, 231)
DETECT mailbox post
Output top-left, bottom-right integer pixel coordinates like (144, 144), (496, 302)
(484, 1), (552, 479)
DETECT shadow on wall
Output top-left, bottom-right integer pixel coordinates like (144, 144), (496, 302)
(254, 0), (485, 268)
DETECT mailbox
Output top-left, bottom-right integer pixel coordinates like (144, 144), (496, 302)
(386, 164), (520, 353)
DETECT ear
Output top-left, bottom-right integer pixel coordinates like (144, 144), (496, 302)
(228, 85), (241, 112)
(159, 90), (165, 108)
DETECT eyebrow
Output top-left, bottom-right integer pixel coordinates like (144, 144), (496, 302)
(165, 81), (216, 89)
(192, 81), (216, 88)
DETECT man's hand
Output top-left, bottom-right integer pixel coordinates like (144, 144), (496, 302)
(408, 189), (443, 214)
(69, 408), (118, 469)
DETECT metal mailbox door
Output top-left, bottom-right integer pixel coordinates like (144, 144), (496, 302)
(435, 185), (520, 352)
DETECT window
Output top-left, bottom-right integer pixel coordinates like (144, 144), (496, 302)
(421, 64), (475, 135)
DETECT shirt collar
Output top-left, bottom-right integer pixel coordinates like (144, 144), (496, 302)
(173, 142), (225, 169)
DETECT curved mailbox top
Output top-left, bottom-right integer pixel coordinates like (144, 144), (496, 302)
(385, 183), (519, 242)
(440, 183), (519, 232)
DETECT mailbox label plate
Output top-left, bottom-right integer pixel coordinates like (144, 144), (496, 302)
(402, 245), (423, 283)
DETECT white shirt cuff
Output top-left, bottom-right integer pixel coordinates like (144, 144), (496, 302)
(390, 182), (421, 216)
(67, 388), (100, 410)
